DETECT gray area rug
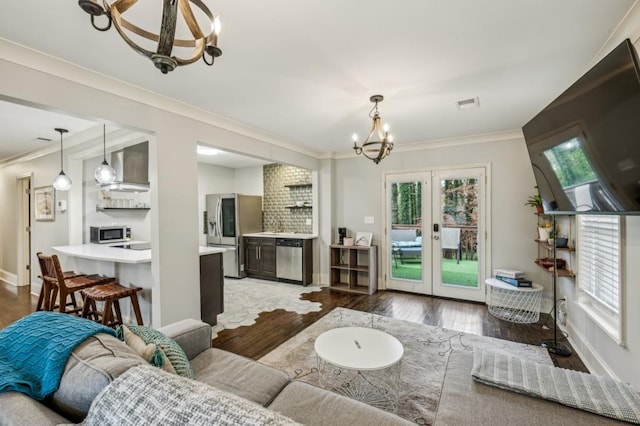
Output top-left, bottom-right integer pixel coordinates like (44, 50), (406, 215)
(212, 278), (322, 338)
(259, 307), (552, 425)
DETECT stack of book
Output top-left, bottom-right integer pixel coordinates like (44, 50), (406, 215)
(493, 268), (532, 288)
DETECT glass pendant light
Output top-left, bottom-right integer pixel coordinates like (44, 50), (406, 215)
(52, 128), (72, 191)
(94, 124), (117, 184)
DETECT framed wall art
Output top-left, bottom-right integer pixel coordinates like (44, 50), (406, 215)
(34, 186), (55, 221)
(355, 232), (372, 247)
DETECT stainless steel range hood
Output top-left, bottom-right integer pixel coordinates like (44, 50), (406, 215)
(101, 141), (150, 192)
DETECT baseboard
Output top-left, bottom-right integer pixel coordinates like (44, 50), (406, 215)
(0, 269), (18, 286)
(565, 318), (620, 381)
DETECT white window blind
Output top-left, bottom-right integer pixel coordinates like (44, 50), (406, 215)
(577, 215), (621, 315)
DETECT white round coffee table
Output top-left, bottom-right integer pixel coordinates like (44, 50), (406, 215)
(314, 327), (404, 411)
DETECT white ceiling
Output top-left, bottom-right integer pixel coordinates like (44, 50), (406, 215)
(0, 0), (635, 164)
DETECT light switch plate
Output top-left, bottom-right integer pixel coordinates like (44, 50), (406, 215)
(364, 216), (374, 224)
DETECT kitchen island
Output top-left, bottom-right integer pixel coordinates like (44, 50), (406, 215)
(52, 243), (226, 326)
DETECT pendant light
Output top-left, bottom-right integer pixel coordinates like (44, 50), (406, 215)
(352, 95), (394, 164)
(52, 128), (72, 191)
(94, 124), (117, 184)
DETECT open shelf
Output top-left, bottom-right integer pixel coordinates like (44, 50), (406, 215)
(534, 240), (574, 251)
(534, 260), (575, 278)
(284, 182), (312, 188)
(329, 244), (377, 295)
(96, 206), (150, 212)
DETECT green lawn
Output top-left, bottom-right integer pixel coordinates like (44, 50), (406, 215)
(391, 258), (478, 287)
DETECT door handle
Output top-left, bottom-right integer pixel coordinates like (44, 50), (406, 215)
(433, 235), (440, 240)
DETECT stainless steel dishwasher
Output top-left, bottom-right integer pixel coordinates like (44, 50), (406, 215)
(276, 238), (303, 282)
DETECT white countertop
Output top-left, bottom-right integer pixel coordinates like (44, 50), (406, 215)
(243, 232), (317, 240)
(53, 243), (225, 264)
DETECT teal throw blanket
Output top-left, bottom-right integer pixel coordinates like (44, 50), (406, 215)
(0, 311), (116, 400)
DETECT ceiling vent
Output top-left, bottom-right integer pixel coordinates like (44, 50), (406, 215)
(456, 97), (480, 110)
(33, 137), (53, 143)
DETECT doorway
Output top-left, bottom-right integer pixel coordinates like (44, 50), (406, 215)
(16, 174), (32, 287)
(385, 166), (488, 302)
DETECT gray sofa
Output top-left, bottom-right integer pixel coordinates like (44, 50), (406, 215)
(0, 319), (412, 425)
(435, 351), (627, 425)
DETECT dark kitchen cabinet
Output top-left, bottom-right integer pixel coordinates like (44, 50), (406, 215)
(245, 237), (276, 279)
(200, 252), (224, 326)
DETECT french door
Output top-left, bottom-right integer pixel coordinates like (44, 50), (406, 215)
(385, 167), (487, 302)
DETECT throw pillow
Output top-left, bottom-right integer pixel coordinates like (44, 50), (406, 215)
(119, 325), (195, 379)
(50, 333), (147, 422)
(119, 325), (176, 375)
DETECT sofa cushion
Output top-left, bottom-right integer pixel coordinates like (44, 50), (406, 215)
(47, 333), (146, 422)
(82, 365), (300, 426)
(119, 324), (176, 375)
(434, 351), (626, 425)
(268, 381), (414, 425)
(119, 324), (195, 379)
(191, 348), (290, 406)
(0, 392), (69, 426)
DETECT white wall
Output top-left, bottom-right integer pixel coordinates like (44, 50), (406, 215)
(0, 42), (319, 326)
(196, 163), (235, 246)
(0, 150), (72, 292)
(332, 134), (538, 291)
(234, 166), (264, 196)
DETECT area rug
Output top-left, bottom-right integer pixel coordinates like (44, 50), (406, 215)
(259, 307), (552, 425)
(212, 278), (322, 337)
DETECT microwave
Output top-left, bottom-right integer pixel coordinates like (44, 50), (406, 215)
(90, 226), (131, 244)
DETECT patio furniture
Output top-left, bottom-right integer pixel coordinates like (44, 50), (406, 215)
(441, 227), (461, 264)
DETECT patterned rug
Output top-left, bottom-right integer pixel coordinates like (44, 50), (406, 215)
(212, 278), (322, 337)
(259, 307), (552, 425)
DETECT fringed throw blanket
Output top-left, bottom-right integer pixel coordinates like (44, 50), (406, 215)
(82, 365), (300, 426)
(0, 311), (116, 400)
(471, 349), (640, 424)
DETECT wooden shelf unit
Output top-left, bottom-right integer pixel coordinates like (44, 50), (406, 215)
(329, 244), (377, 295)
(535, 213), (575, 278)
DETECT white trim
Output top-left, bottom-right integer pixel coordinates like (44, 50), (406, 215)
(0, 269), (18, 286)
(333, 130), (524, 160)
(565, 316), (621, 381)
(0, 38), (323, 159)
(576, 299), (624, 346)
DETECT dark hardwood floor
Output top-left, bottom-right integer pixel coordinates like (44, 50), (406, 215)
(0, 280), (586, 372)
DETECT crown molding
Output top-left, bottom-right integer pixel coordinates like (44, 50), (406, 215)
(329, 129), (524, 160)
(0, 38), (323, 159)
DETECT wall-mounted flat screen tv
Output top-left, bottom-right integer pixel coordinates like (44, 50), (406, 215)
(523, 38), (640, 215)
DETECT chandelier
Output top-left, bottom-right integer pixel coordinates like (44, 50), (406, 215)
(352, 95), (394, 164)
(78, 0), (222, 74)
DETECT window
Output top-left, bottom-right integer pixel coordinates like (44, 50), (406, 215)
(576, 215), (624, 344)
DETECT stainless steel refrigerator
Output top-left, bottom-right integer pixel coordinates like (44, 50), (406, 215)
(206, 193), (263, 278)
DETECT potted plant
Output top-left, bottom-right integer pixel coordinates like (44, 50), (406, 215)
(525, 192), (544, 214)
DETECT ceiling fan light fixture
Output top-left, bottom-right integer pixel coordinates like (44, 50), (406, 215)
(78, 0), (222, 74)
(94, 124), (117, 184)
(52, 128), (72, 191)
(352, 95), (395, 165)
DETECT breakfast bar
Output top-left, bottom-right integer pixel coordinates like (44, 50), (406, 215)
(52, 243), (226, 326)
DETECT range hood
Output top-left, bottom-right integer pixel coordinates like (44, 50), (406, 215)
(101, 141), (150, 192)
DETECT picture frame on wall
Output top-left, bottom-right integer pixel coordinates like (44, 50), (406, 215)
(355, 232), (372, 247)
(34, 186), (55, 221)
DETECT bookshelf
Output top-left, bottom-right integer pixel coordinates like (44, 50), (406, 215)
(329, 245), (377, 295)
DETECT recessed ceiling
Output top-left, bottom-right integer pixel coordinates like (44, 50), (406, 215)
(0, 0), (635, 160)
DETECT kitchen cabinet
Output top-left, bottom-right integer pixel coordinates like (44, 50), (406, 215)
(245, 237), (277, 279)
(200, 252), (224, 326)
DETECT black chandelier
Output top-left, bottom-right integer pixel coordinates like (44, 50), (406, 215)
(352, 95), (394, 164)
(78, 0), (222, 74)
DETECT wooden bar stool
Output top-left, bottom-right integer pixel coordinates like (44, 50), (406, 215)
(36, 252), (115, 314)
(81, 282), (144, 328)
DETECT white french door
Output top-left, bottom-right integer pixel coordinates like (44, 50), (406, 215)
(385, 167), (487, 302)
